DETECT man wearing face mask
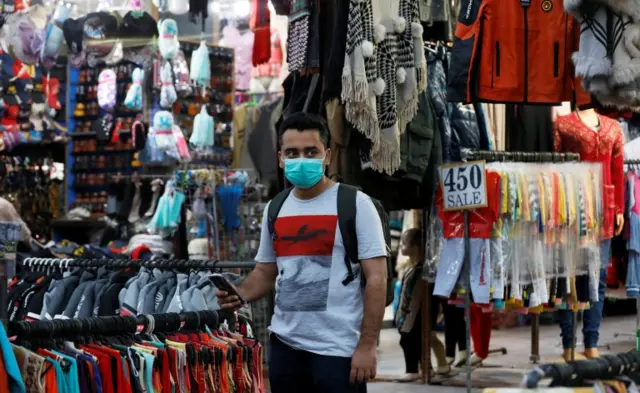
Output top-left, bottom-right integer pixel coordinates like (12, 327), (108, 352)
(216, 112), (387, 393)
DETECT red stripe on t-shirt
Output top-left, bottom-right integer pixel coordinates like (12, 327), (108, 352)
(273, 215), (337, 257)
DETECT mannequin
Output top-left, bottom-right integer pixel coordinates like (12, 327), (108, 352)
(553, 108), (625, 360)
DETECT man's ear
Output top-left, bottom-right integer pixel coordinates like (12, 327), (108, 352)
(324, 148), (332, 165)
(278, 151), (284, 169)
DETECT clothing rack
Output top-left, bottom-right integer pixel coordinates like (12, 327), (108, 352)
(461, 149), (581, 162)
(17, 258), (257, 271)
(438, 150), (583, 391)
(522, 351), (640, 388)
(1, 258), (256, 328)
(612, 160), (640, 343)
(8, 309), (230, 340)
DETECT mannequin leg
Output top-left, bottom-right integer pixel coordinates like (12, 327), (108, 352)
(557, 306), (574, 361)
(583, 240), (611, 357)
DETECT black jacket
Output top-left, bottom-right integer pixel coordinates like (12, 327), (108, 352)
(428, 49), (489, 162)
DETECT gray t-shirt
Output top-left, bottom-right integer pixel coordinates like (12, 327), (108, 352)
(255, 183), (386, 357)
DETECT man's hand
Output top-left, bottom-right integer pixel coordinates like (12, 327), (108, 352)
(215, 263), (278, 311)
(350, 344), (377, 384)
(215, 289), (244, 311)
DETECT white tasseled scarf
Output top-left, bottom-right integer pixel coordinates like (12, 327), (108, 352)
(341, 0), (427, 175)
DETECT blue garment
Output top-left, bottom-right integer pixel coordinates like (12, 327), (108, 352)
(52, 350), (80, 393)
(392, 279), (402, 322)
(47, 357), (68, 393)
(0, 323), (25, 393)
(558, 240), (611, 349)
(79, 354), (103, 393)
(627, 213), (640, 296)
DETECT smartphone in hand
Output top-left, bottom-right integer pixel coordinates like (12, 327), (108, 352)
(211, 273), (247, 305)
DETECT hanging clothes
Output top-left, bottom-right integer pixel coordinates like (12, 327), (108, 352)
(434, 161), (604, 312)
(447, 0), (591, 106)
(554, 112), (625, 239)
(505, 104), (555, 153)
(5, 315), (265, 393)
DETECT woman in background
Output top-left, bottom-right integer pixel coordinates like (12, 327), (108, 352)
(395, 229), (451, 381)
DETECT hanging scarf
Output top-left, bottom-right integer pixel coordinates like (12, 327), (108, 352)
(250, 0), (271, 66)
(342, 0), (380, 144)
(343, 0), (427, 175)
(396, 0), (426, 132)
(287, 0), (312, 72)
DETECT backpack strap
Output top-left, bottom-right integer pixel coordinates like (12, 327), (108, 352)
(337, 183), (359, 286)
(267, 187), (293, 240)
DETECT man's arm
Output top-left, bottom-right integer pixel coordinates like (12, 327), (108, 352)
(217, 263), (278, 309)
(358, 256), (388, 348)
(350, 256), (387, 383)
(237, 263), (279, 302)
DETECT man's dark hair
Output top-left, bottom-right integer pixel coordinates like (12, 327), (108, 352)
(278, 112), (329, 147)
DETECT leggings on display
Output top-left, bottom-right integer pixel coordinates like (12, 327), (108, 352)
(470, 304), (492, 359)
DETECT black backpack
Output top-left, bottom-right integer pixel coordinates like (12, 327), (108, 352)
(267, 183), (394, 306)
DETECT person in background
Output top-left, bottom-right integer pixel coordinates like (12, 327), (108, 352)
(216, 112), (388, 393)
(395, 228), (450, 381)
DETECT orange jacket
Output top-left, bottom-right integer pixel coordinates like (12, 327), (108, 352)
(447, 0), (591, 107)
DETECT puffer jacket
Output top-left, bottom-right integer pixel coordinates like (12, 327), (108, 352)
(428, 48), (489, 162)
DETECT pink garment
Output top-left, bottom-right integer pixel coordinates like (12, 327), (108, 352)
(221, 26), (254, 91)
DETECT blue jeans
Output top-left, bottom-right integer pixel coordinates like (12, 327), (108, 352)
(269, 334), (367, 393)
(558, 240), (611, 349)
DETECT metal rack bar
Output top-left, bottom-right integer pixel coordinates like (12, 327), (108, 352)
(461, 149), (581, 162)
(18, 258), (257, 271)
(8, 309), (235, 339)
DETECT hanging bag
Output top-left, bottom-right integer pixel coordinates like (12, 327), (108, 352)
(152, 110), (175, 151)
(189, 41), (210, 95)
(125, 67), (145, 111)
(158, 19), (179, 60)
(98, 69), (117, 111)
(189, 105), (214, 148)
(160, 62), (177, 108)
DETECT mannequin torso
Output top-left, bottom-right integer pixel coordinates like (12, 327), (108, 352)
(576, 108), (600, 131)
(553, 111), (625, 239)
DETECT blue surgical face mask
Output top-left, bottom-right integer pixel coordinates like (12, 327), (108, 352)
(283, 155), (326, 189)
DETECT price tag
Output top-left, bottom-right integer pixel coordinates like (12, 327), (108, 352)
(440, 161), (488, 211)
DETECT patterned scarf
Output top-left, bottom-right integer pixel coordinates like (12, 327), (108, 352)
(287, 0), (313, 72)
(343, 0), (427, 175)
(342, 0), (379, 145)
(396, 0), (427, 131)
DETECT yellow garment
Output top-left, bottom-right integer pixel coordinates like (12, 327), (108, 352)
(558, 173), (568, 226)
(233, 105), (248, 168)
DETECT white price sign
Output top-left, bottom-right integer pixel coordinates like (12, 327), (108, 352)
(440, 160), (488, 211)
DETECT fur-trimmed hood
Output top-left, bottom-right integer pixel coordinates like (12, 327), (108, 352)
(568, 0), (640, 108)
